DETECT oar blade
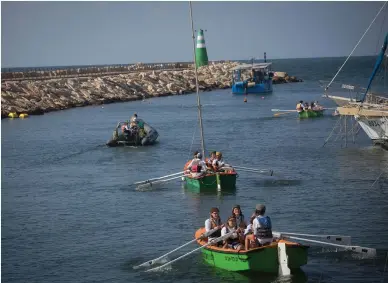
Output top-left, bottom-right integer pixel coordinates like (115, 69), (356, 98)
(323, 235), (351, 246)
(133, 259), (156, 269)
(346, 246), (377, 257)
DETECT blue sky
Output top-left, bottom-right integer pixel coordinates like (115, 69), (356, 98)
(1, 1), (388, 67)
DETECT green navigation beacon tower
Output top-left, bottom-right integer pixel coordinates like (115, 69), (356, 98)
(195, 29), (209, 67)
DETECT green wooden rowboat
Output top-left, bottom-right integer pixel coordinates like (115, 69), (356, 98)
(298, 109), (324, 119)
(184, 172), (237, 193)
(195, 228), (309, 273)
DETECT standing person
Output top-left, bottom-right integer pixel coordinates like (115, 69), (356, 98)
(130, 113), (138, 123)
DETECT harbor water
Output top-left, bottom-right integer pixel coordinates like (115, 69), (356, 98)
(2, 57), (388, 283)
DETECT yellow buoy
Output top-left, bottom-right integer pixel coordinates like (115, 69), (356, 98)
(19, 113), (29, 118)
(8, 112), (18, 118)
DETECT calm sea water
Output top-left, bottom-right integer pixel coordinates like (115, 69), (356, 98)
(2, 57), (388, 283)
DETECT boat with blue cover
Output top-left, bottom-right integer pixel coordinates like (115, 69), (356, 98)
(231, 63), (273, 94)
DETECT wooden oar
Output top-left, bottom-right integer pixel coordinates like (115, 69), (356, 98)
(275, 231), (351, 245)
(278, 234), (376, 257)
(146, 230), (235, 272)
(136, 175), (186, 189)
(134, 171), (185, 185)
(133, 227), (220, 269)
(274, 112), (294, 117)
(271, 109), (298, 112)
(233, 166), (274, 176)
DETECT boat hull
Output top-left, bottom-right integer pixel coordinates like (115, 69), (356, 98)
(232, 81), (273, 95)
(195, 228), (308, 273)
(106, 120), (159, 147)
(298, 110), (324, 118)
(355, 116), (388, 142)
(184, 173), (237, 192)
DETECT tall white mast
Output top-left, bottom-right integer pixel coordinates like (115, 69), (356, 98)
(189, 1), (206, 158)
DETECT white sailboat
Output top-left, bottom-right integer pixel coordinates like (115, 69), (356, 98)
(324, 2), (388, 148)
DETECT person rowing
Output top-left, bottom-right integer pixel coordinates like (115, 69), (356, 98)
(221, 216), (244, 251)
(187, 152), (207, 177)
(205, 207), (224, 244)
(245, 204), (273, 251)
(296, 101), (304, 113)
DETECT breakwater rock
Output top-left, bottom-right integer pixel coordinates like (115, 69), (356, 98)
(1, 62), (303, 118)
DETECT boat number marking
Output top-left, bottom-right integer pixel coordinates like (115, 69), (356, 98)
(368, 121), (381, 127)
(224, 256), (239, 262)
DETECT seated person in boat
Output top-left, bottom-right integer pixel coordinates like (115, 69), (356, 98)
(296, 101), (305, 113)
(243, 214), (257, 249)
(187, 152), (207, 177)
(212, 152), (231, 172)
(221, 216), (245, 251)
(121, 122), (131, 134)
(206, 151), (217, 169)
(245, 204), (273, 251)
(205, 207), (224, 244)
(313, 101), (323, 110)
(304, 102), (310, 110)
(231, 205), (247, 229)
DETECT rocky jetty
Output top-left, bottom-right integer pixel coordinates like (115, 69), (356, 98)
(1, 62), (303, 118)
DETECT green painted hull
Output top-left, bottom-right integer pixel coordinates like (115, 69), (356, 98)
(298, 110), (324, 118)
(184, 173), (237, 193)
(201, 244), (308, 273)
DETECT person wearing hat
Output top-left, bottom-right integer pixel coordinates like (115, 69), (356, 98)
(187, 152), (207, 177)
(245, 204), (273, 250)
(221, 216), (244, 251)
(205, 207), (223, 243)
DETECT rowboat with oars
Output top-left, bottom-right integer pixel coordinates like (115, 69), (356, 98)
(272, 108), (329, 118)
(298, 109), (325, 119)
(135, 223), (376, 274)
(180, 4), (239, 193)
(131, 2), (273, 192)
(183, 161), (237, 192)
(195, 227), (308, 273)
